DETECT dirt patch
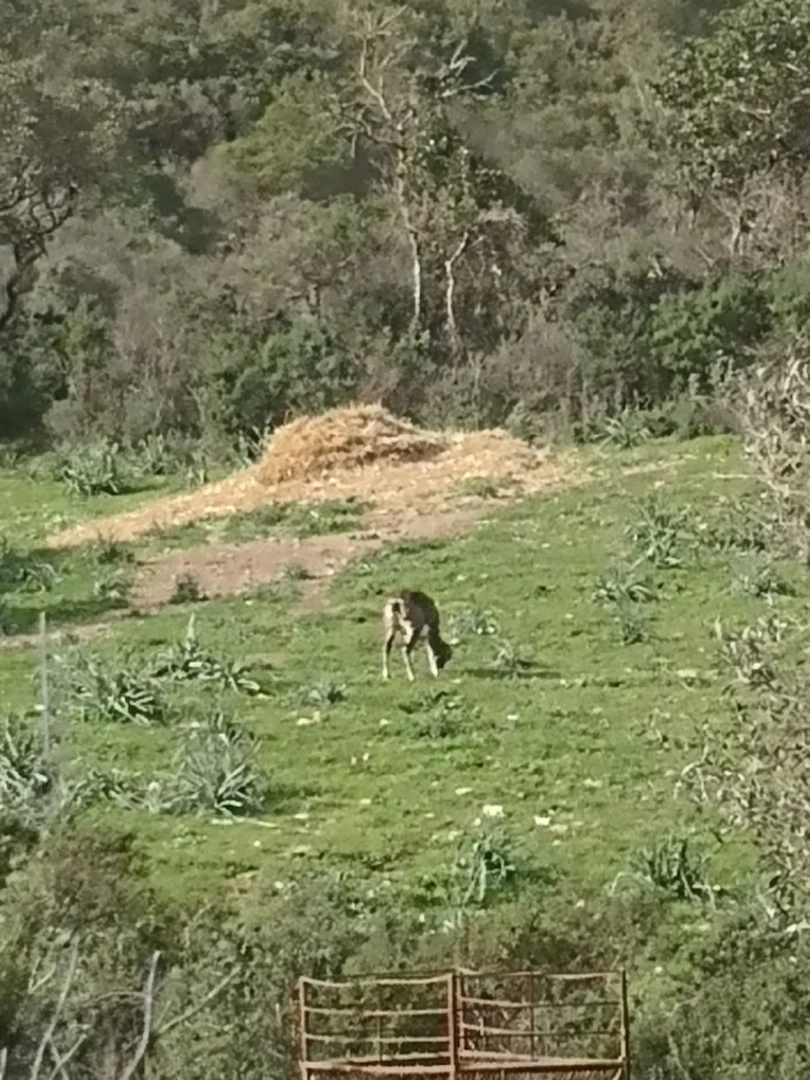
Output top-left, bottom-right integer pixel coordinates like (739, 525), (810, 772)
(34, 406), (585, 620)
(44, 409), (578, 550)
(131, 506), (483, 610)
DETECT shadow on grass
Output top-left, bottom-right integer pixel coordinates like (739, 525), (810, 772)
(0, 595), (131, 637)
(462, 663), (562, 681)
(0, 537), (138, 636)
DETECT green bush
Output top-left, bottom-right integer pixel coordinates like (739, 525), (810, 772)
(203, 315), (358, 438)
(569, 262), (773, 411)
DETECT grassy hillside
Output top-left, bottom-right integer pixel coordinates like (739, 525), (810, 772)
(1, 434), (793, 911)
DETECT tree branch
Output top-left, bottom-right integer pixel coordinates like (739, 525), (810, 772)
(358, 34), (393, 123)
(45, 1032), (87, 1080)
(154, 967), (239, 1038)
(118, 950), (160, 1080)
(0, 183), (77, 334)
(0, 240), (39, 333)
(444, 230), (470, 352)
(30, 944), (80, 1080)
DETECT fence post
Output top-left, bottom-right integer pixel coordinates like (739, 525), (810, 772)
(528, 971), (536, 1061)
(38, 611), (50, 762)
(620, 969), (631, 1080)
(297, 978), (309, 1080)
(447, 972), (459, 1080)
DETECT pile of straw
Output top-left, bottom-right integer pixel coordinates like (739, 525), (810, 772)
(254, 404), (446, 486)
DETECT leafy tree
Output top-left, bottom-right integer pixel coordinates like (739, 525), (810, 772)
(196, 312), (358, 438)
(568, 260), (773, 408)
(652, 0), (810, 252)
(0, 13), (128, 334)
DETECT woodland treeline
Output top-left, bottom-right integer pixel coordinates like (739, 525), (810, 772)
(3, 0), (810, 454)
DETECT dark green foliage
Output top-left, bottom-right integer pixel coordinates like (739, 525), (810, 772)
(569, 264), (772, 410)
(1, 0), (809, 449)
(205, 316), (359, 437)
(653, 0), (810, 201)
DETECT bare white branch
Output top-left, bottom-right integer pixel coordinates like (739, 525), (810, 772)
(118, 950), (161, 1080)
(29, 943), (80, 1080)
(154, 968), (239, 1038)
(46, 1032), (87, 1080)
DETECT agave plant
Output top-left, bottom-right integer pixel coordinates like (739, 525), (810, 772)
(161, 711), (267, 817)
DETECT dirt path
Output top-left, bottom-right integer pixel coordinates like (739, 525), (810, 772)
(6, 420), (584, 648)
(0, 506), (486, 651)
(131, 505), (484, 608)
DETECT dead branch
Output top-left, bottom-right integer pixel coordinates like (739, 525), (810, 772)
(439, 41), (497, 99)
(4, 943), (241, 1080)
(444, 230), (470, 352)
(27, 956), (59, 996)
(45, 1032), (87, 1080)
(154, 967), (239, 1037)
(358, 35), (393, 123)
(118, 950), (160, 1080)
(29, 943), (80, 1080)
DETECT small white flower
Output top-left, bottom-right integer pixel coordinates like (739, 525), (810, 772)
(455, 786), (473, 796)
(482, 804), (504, 819)
(533, 816), (551, 827)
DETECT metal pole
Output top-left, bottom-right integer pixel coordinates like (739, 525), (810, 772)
(528, 971), (536, 1061)
(297, 978), (309, 1080)
(38, 611), (50, 762)
(447, 972), (459, 1080)
(620, 970), (631, 1080)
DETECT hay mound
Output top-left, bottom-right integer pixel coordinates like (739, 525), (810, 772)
(43, 403), (580, 551)
(254, 404), (446, 486)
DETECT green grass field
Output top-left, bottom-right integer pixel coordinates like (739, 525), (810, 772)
(1, 434), (798, 912)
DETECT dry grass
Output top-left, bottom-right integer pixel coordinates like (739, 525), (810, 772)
(254, 403), (446, 484)
(44, 406), (577, 549)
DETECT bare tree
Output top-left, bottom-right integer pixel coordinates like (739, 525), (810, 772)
(338, 4), (560, 359)
(0, 48), (126, 334)
(2, 945), (238, 1080)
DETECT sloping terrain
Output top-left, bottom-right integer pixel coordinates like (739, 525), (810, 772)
(0, 433), (777, 910)
(44, 406), (574, 550)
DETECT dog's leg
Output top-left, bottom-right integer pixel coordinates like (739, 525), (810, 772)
(382, 629), (395, 679)
(402, 628), (418, 681)
(425, 638), (440, 677)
